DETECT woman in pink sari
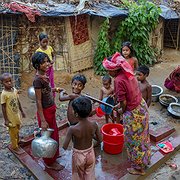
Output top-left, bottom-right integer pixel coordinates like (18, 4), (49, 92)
(103, 52), (151, 175)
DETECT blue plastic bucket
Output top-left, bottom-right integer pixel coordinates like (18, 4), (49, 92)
(100, 97), (114, 115)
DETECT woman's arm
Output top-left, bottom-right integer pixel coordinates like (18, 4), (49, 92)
(35, 89), (48, 130)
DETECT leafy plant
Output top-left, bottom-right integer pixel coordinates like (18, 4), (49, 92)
(93, 18), (111, 75)
(94, 0), (161, 75)
(113, 0), (161, 65)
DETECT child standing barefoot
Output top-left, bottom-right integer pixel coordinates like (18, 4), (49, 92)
(136, 65), (152, 107)
(99, 75), (114, 123)
(0, 73), (25, 154)
(62, 96), (102, 180)
(32, 52), (64, 171)
(121, 41), (138, 72)
(36, 33), (56, 97)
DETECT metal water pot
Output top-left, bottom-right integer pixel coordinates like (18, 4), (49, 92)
(28, 86), (36, 101)
(31, 128), (58, 158)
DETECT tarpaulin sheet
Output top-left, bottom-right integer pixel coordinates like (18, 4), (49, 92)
(0, 2), (179, 20)
(159, 5), (179, 20)
(38, 2), (128, 17)
(0, 2), (128, 18)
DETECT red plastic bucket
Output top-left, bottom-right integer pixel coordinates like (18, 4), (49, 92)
(103, 141), (124, 154)
(96, 107), (105, 117)
(101, 123), (124, 154)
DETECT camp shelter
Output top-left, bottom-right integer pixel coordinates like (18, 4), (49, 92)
(0, 0), (179, 91)
(0, 0), (128, 91)
(160, 4), (180, 49)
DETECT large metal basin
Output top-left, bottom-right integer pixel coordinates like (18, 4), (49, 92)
(152, 85), (163, 102)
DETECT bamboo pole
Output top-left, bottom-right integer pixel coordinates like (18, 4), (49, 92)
(176, 18), (180, 50)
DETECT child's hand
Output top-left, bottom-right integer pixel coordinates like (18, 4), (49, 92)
(110, 93), (115, 98)
(41, 121), (49, 131)
(4, 120), (10, 127)
(55, 87), (64, 93)
(21, 111), (26, 118)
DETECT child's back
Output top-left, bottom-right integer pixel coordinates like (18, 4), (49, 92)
(62, 96), (102, 180)
(70, 120), (98, 150)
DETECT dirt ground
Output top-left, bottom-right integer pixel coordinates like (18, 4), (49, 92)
(0, 48), (179, 179)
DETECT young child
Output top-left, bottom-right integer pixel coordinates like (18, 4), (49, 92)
(121, 41), (138, 72)
(36, 33), (56, 97)
(62, 96), (102, 180)
(0, 73), (25, 154)
(136, 65), (152, 107)
(59, 74), (87, 126)
(32, 51), (64, 171)
(99, 75), (114, 123)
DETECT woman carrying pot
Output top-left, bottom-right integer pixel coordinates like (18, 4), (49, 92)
(102, 52), (151, 175)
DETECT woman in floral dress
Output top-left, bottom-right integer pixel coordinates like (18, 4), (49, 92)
(103, 52), (151, 175)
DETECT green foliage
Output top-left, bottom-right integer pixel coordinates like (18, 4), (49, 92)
(94, 0), (161, 75)
(112, 0), (161, 65)
(93, 19), (111, 75)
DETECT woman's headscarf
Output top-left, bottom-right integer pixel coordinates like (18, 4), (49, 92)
(102, 52), (134, 79)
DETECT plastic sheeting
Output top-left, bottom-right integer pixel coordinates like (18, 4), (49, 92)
(0, 2), (128, 18)
(0, 2), (179, 19)
(159, 5), (179, 20)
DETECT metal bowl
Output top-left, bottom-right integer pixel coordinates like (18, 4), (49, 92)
(152, 85), (163, 102)
(167, 103), (180, 119)
(28, 86), (36, 101)
(159, 94), (178, 107)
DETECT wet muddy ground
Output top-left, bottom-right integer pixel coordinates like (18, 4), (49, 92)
(0, 48), (179, 179)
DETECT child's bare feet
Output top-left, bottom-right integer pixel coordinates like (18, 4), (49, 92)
(45, 161), (64, 171)
(127, 168), (145, 175)
(10, 146), (25, 155)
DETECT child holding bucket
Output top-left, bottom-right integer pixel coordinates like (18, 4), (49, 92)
(62, 96), (102, 180)
(99, 75), (115, 123)
(103, 52), (151, 176)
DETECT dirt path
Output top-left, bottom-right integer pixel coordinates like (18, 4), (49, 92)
(0, 48), (179, 179)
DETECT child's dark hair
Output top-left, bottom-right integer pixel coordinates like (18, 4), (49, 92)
(137, 65), (150, 76)
(71, 74), (87, 86)
(39, 33), (48, 41)
(32, 52), (50, 70)
(102, 75), (111, 83)
(0, 72), (12, 82)
(121, 41), (134, 58)
(72, 96), (92, 118)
